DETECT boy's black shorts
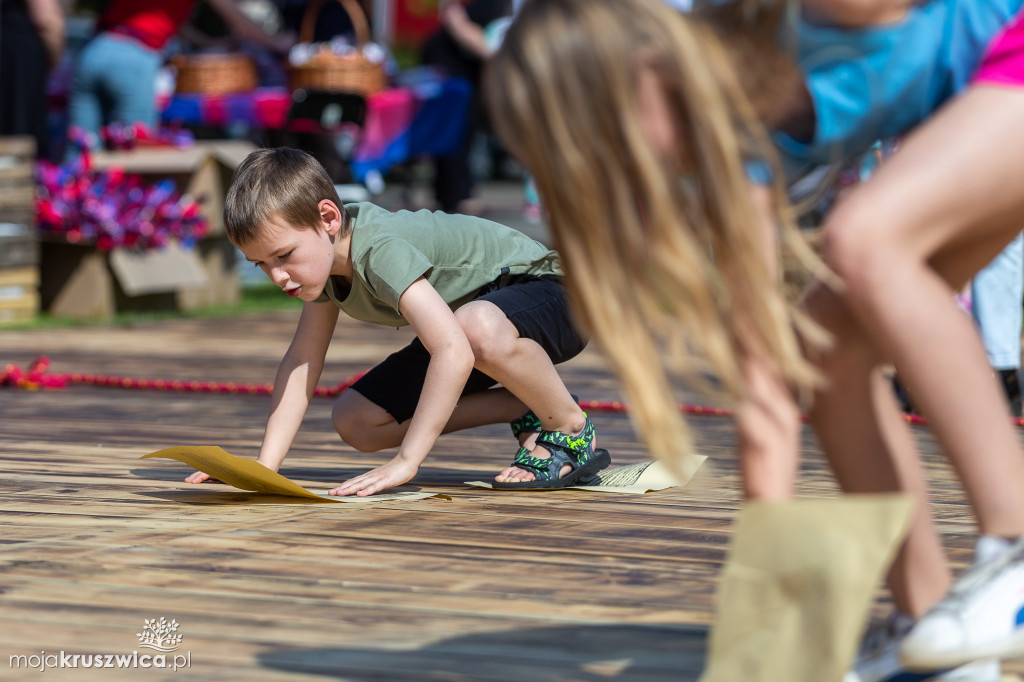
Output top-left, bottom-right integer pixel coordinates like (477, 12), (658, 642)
(350, 274), (586, 424)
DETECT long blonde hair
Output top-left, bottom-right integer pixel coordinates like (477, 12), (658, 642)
(485, 0), (826, 473)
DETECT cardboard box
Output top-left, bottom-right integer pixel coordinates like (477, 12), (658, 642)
(40, 240), (209, 318)
(177, 234), (242, 310)
(39, 140), (255, 318)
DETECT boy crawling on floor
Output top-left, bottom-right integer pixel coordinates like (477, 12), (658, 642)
(185, 147), (609, 495)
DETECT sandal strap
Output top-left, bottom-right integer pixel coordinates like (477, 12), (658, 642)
(536, 415), (596, 467)
(509, 412), (542, 439)
(509, 394), (580, 438)
(508, 446), (573, 482)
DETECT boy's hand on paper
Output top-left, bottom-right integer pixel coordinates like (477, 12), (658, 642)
(183, 459), (273, 485)
(184, 469), (216, 484)
(328, 456), (419, 497)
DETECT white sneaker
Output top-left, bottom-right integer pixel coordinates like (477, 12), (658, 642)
(901, 534), (1024, 670)
(845, 612), (1000, 682)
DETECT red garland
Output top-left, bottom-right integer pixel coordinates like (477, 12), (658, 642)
(2, 356), (1018, 427)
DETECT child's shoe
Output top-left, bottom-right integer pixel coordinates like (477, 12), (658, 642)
(901, 534), (1024, 670)
(844, 612), (1000, 682)
(494, 414), (609, 489)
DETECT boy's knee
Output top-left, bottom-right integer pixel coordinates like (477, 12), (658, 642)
(455, 302), (514, 366)
(332, 397), (383, 452)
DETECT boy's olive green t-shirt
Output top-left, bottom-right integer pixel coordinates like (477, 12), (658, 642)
(316, 202), (562, 327)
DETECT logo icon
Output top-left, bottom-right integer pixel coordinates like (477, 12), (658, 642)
(136, 618), (183, 652)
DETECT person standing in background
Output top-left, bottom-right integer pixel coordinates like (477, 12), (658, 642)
(0, 0), (65, 158)
(420, 0), (515, 214)
(972, 235), (1024, 417)
(68, 0), (292, 141)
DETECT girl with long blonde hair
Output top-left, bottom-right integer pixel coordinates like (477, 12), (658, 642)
(486, 0), (1024, 678)
(487, 0), (824, 500)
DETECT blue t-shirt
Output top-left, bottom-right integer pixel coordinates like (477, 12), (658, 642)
(774, 0), (1023, 180)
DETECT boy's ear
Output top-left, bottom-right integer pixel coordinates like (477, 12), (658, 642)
(318, 199), (343, 236)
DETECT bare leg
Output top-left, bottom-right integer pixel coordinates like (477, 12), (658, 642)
(452, 300), (586, 483)
(332, 386), (527, 452)
(333, 300), (585, 482)
(822, 86), (1024, 540)
(805, 282), (951, 617)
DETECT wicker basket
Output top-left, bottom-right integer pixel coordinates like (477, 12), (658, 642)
(289, 0), (388, 96)
(172, 53), (258, 96)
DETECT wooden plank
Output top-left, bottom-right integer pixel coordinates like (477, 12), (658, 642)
(0, 185), (34, 211)
(0, 135), (35, 157)
(0, 293), (38, 323)
(0, 159), (32, 183)
(0, 236), (38, 269)
(0, 266), (38, 288)
(2, 311), (1023, 680)
(0, 601), (705, 682)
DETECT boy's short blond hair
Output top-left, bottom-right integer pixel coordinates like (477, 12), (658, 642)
(224, 147), (349, 245)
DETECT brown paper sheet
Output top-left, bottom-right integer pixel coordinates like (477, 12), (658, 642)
(464, 458), (702, 493)
(699, 494), (913, 682)
(141, 446), (449, 503)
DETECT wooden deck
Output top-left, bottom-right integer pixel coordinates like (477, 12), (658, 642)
(1, 309), (1022, 680)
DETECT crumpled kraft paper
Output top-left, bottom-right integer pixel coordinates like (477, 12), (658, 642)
(464, 458), (703, 493)
(699, 494), (913, 682)
(141, 446), (450, 503)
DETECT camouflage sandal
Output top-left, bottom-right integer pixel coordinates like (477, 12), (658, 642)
(494, 415), (610, 490)
(510, 394), (579, 438)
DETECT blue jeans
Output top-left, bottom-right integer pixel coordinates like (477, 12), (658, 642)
(68, 33), (162, 137)
(972, 233), (1024, 370)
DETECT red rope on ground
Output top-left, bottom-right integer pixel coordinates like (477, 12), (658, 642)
(1, 356), (364, 398)
(2, 356), (1019, 427)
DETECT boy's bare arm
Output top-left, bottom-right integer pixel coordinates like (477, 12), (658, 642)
(258, 301), (340, 470)
(328, 277), (475, 496)
(185, 301), (338, 483)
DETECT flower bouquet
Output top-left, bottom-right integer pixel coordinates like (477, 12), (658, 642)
(35, 126), (208, 253)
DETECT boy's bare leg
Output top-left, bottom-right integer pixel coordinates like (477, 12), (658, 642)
(452, 300), (586, 483)
(334, 299), (586, 482)
(805, 282), (952, 618)
(332, 387), (531, 452)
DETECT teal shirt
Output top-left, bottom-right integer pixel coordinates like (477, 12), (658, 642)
(774, 0), (1023, 180)
(317, 203), (562, 326)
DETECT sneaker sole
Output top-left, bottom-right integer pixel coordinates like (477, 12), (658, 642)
(901, 629), (1024, 671)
